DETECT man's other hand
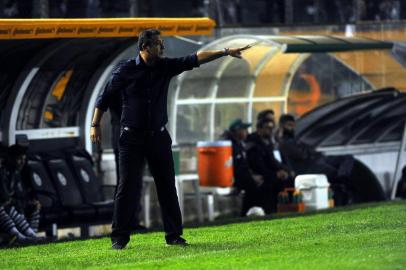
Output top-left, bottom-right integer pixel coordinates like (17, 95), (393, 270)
(252, 174), (264, 187)
(228, 45), (251, 59)
(90, 126), (102, 143)
(276, 170), (289, 180)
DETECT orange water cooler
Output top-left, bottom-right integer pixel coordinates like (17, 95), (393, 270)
(196, 141), (234, 187)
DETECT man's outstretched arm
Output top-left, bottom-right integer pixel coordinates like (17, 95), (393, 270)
(197, 45), (251, 65)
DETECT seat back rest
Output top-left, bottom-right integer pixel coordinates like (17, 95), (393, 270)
(67, 154), (104, 203)
(45, 158), (85, 207)
(25, 159), (60, 208)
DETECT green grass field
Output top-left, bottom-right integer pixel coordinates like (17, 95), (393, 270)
(0, 201), (405, 270)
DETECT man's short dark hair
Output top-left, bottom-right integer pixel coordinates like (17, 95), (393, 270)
(138, 29), (161, 51)
(257, 109), (275, 121)
(279, 114), (296, 125)
(7, 144), (27, 158)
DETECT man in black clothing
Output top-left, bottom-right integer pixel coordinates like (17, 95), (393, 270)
(91, 29), (250, 249)
(221, 119), (266, 216)
(246, 119), (294, 213)
(278, 114), (354, 205)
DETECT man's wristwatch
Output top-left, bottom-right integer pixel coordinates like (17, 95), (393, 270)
(223, 48), (230, 56)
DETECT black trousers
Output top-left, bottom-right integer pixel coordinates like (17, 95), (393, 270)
(111, 127), (182, 243)
(112, 123), (142, 228)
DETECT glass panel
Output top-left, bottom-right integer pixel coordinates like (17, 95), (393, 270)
(178, 60), (219, 99)
(332, 50), (406, 91)
(243, 45), (276, 73)
(216, 45), (275, 98)
(41, 70), (74, 128)
(178, 39), (273, 100)
(288, 53), (370, 117)
(216, 59), (251, 98)
(214, 103), (248, 139)
(176, 104), (211, 143)
(254, 52), (301, 97)
(278, 23), (406, 92)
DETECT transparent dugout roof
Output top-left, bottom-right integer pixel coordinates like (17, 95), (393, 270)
(172, 34), (397, 143)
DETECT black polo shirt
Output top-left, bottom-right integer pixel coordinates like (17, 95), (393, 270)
(95, 54), (199, 130)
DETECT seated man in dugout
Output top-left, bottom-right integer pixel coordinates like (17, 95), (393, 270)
(221, 119), (268, 216)
(0, 144), (42, 244)
(256, 109), (278, 146)
(277, 114), (355, 206)
(245, 119), (295, 213)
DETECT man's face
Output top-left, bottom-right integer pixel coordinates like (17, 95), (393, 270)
(261, 121), (274, 137)
(264, 113), (275, 122)
(236, 128), (248, 141)
(12, 154), (26, 171)
(283, 120), (296, 133)
(147, 36), (164, 58)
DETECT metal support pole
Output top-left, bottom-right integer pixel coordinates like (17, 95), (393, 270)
(391, 121), (406, 199)
(207, 194), (214, 221)
(203, 0), (210, 17)
(129, 0), (138, 17)
(143, 182), (152, 228)
(192, 180), (204, 223)
(175, 178), (185, 222)
(33, 0), (49, 18)
(39, 0), (49, 18)
(284, 0), (293, 24)
(214, 0), (223, 27)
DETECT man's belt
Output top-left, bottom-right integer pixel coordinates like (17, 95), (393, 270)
(122, 126), (165, 135)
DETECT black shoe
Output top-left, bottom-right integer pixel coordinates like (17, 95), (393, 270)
(166, 236), (188, 246)
(111, 238), (129, 250)
(112, 241), (127, 250)
(15, 236), (37, 245)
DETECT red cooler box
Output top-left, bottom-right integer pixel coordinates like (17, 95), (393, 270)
(197, 141), (233, 187)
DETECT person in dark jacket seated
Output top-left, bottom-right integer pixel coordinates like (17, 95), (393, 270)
(221, 119), (268, 216)
(278, 114), (355, 205)
(0, 144), (41, 244)
(246, 119), (294, 213)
